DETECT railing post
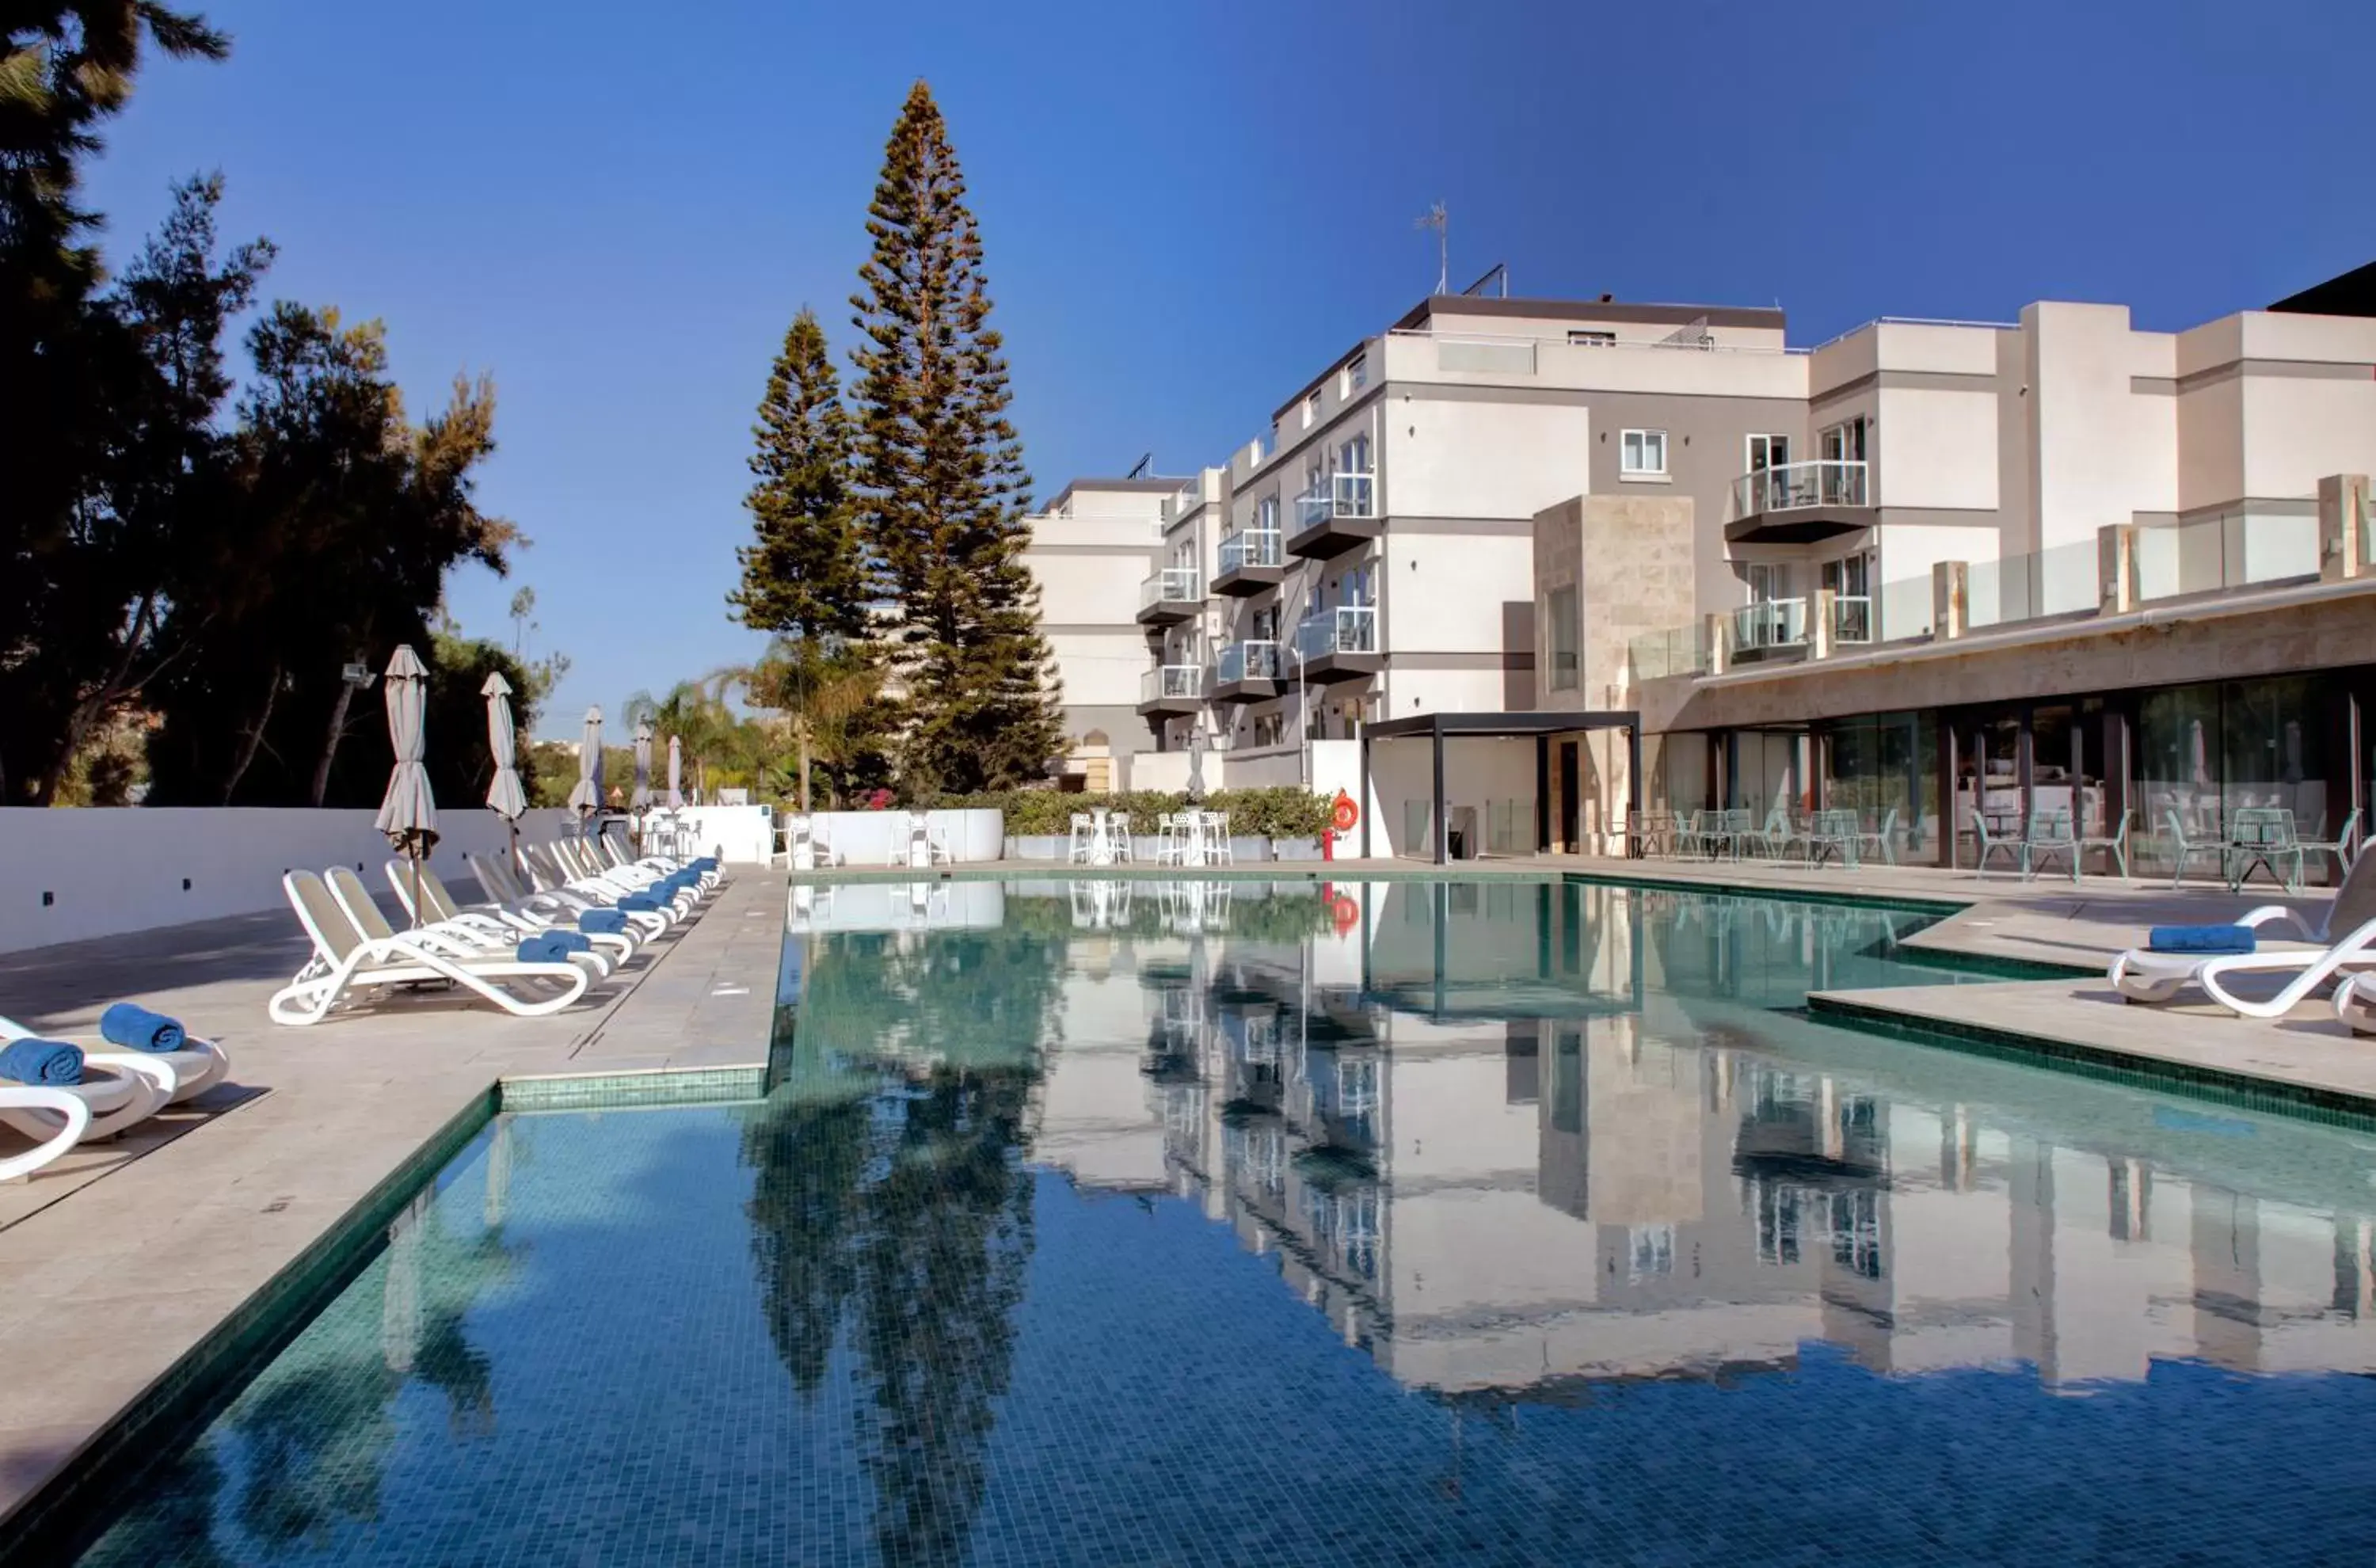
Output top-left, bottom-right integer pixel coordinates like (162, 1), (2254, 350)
(2320, 474), (2369, 583)
(1932, 561), (1968, 641)
(1811, 587), (1836, 660)
(1704, 612), (1731, 676)
(2096, 523), (2139, 615)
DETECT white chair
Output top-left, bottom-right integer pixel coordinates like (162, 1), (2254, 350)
(1204, 812), (1235, 866)
(1110, 813), (1135, 864)
(269, 870), (592, 1026)
(1154, 814), (1182, 866)
(2338, 970), (2376, 1034)
(2108, 846), (2376, 1017)
(1069, 813), (1095, 865)
(785, 815), (836, 871)
(1, 1010), (226, 1108)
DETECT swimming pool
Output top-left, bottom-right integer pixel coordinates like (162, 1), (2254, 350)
(72, 878), (2376, 1565)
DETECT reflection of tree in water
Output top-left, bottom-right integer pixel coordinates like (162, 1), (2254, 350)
(223, 1187), (515, 1554)
(744, 919), (1060, 1564)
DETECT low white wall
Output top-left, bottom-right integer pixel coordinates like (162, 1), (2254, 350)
(788, 878), (1007, 933)
(801, 809), (1003, 866)
(0, 806), (580, 955)
(642, 804), (776, 866)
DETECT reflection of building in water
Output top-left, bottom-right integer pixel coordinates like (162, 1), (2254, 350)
(1038, 877), (2376, 1398)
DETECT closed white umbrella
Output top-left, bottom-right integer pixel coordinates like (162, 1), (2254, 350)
(567, 706), (604, 838)
(482, 672), (527, 874)
(374, 645), (438, 926)
(667, 735), (683, 809)
(631, 721), (654, 811)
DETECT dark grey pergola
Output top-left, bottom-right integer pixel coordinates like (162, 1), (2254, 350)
(1360, 709), (1644, 865)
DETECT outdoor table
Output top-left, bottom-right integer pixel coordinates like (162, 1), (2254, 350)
(1088, 805), (1114, 867)
(2225, 807), (2303, 894)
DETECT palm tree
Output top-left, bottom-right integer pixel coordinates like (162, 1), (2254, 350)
(743, 637), (883, 811)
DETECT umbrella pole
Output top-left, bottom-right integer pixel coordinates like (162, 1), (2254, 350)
(409, 848), (424, 931)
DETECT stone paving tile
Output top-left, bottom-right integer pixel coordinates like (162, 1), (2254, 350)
(0, 870), (782, 1532)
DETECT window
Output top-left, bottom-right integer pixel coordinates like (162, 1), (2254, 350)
(1304, 390), (1321, 428)
(1620, 428), (1667, 477)
(1257, 493), (1278, 532)
(1253, 713), (1283, 748)
(1549, 584), (1579, 690)
(1337, 432), (1371, 474)
(1567, 329), (1616, 348)
(1345, 353), (1368, 391)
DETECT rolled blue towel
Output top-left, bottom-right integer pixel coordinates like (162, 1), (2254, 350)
(690, 857), (718, 873)
(577, 910), (628, 936)
(617, 893), (662, 914)
(516, 934), (573, 965)
(2148, 925), (2256, 955)
(544, 930), (592, 954)
(99, 1002), (186, 1054)
(0, 1037), (85, 1086)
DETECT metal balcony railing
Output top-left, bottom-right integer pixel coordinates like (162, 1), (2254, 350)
(1218, 529), (1282, 572)
(1141, 664), (1205, 702)
(1294, 471), (1376, 530)
(1292, 604), (1377, 660)
(1732, 459), (1869, 517)
(1734, 597), (1808, 651)
(1215, 640), (1281, 684)
(1139, 566), (1202, 608)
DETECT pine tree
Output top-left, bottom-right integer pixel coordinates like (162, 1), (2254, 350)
(848, 81), (1061, 797)
(730, 307), (871, 642)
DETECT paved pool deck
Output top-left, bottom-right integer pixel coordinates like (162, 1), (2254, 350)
(0, 854), (2363, 1551)
(0, 872), (782, 1552)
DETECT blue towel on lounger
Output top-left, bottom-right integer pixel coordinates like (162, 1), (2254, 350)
(617, 892), (662, 915)
(2148, 925), (2256, 955)
(99, 1002), (185, 1054)
(0, 1037), (84, 1085)
(517, 934), (580, 965)
(577, 910), (628, 936)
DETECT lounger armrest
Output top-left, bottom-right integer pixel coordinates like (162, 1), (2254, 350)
(2237, 906), (2317, 938)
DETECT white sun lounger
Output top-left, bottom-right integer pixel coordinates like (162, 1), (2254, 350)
(0, 1087), (90, 1182)
(466, 851), (669, 942)
(0, 1010), (228, 1105)
(269, 870), (591, 1026)
(329, 866), (614, 982)
(383, 860), (639, 969)
(524, 843), (692, 923)
(556, 839), (702, 909)
(2108, 846), (2376, 1018)
(2336, 972), (2376, 1034)
(0, 1033), (177, 1174)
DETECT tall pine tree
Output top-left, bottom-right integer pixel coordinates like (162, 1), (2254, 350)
(731, 306), (870, 642)
(732, 306), (881, 809)
(849, 82), (1060, 797)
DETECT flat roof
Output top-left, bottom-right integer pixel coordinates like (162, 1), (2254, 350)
(1035, 475), (1189, 513)
(1392, 295), (1788, 334)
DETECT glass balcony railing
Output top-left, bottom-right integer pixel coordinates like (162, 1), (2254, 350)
(1733, 459), (1868, 517)
(1734, 597), (1808, 651)
(1141, 664), (1204, 702)
(1138, 566), (1202, 608)
(1294, 471), (1376, 531)
(1628, 622), (1709, 680)
(1217, 529), (1282, 572)
(1831, 594), (1874, 645)
(1292, 604), (1377, 660)
(1214, 640), (1281, 684)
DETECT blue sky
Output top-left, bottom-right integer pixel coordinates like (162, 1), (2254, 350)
(83, 0), (2376, 737)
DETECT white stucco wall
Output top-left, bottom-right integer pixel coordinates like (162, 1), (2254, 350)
(0, 806), (580, 954)
(1873, 387), (1999, 510)
(1387, 399), (1590, 519)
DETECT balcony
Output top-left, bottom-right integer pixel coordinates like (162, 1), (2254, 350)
(1135, 566), (1204, 626)
(1211, 639), (1281, 702)
(1725, 459), (1875, 545)
(1213, 529), (1284, 596)
(1289, 605), (1381, 684)
(1286, 472), (1382, 559)
(1137, 664), (1205, 717)
(1731, 594), (1874, 661)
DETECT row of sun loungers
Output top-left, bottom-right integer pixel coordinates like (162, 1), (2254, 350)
(270, 832), (722, 1026)
(0, 832), (721, 1184)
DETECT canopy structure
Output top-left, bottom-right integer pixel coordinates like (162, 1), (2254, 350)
(1360, 709), (1643, 866)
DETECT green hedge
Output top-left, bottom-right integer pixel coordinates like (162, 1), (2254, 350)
(935, 786), (1335, 840)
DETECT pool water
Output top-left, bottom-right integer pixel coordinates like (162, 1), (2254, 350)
(77, 879), (2376, 1566)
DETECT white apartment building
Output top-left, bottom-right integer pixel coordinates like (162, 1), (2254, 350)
(1027, 278), (2376, 858)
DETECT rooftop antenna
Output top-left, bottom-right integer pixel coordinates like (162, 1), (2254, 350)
(1415, 202), (1448, 295)
(1125, 452), (1152, 479)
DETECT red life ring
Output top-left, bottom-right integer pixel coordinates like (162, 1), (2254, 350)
(1330, 793), (1360, 835)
